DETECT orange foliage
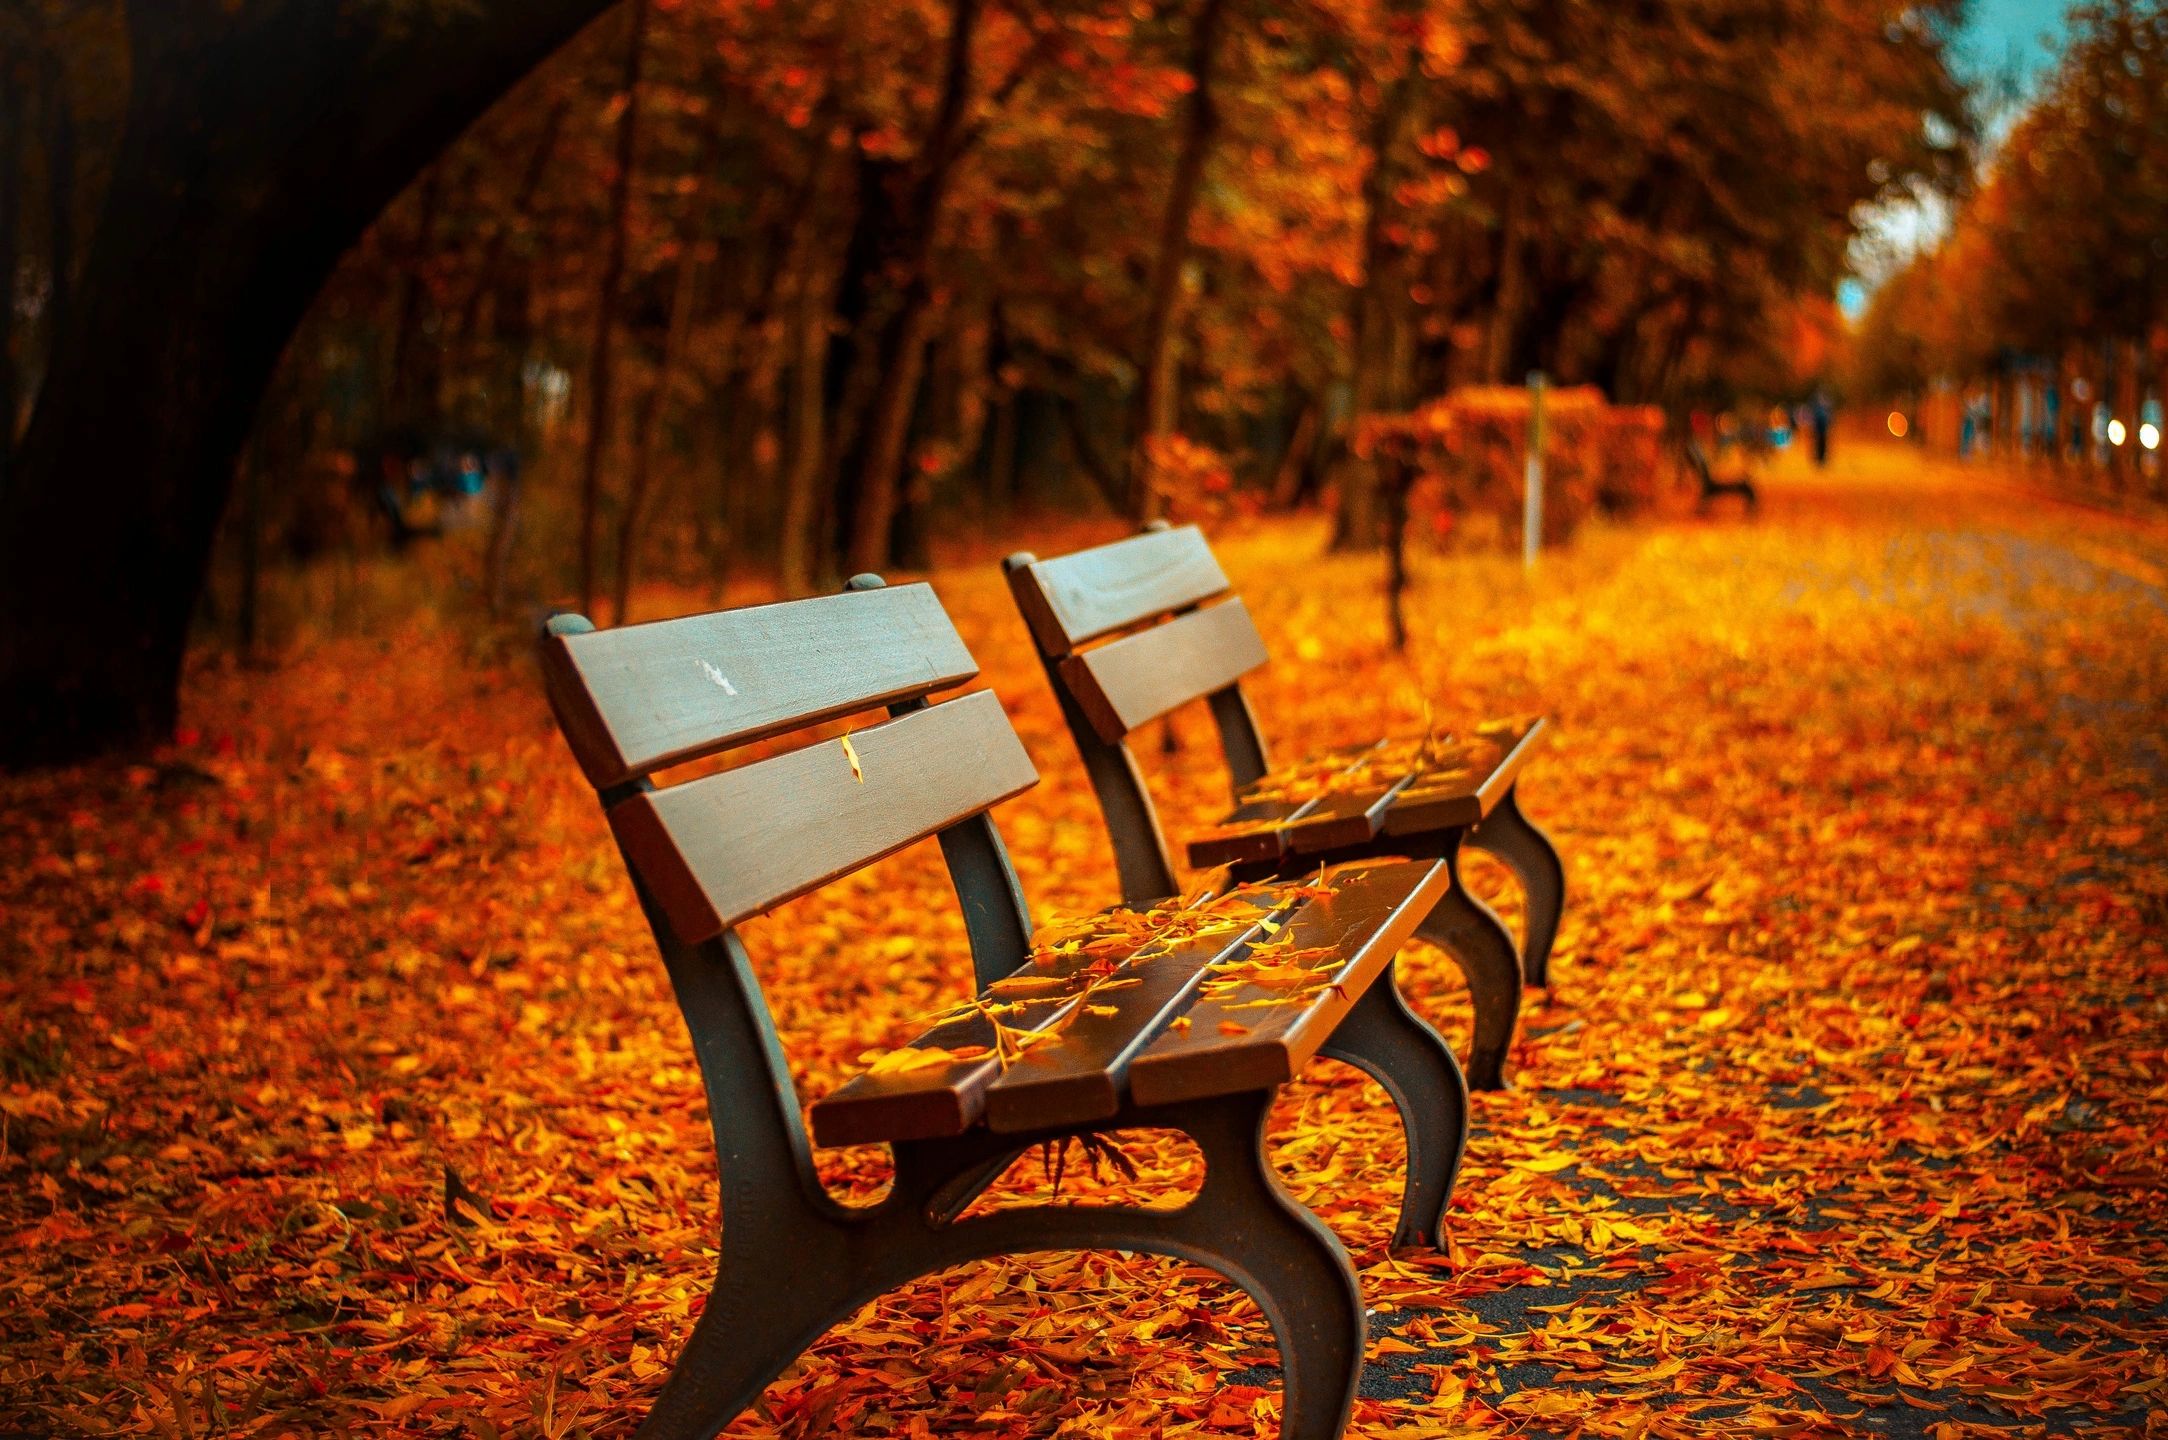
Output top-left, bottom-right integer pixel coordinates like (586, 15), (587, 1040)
(1355, 388), (1673, 545)
(3, 450), (2166, 1436)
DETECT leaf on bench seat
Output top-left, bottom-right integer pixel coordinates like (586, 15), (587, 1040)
(808, 884), (1306, 1147)
(1382, 717), (1550, 835)
(1127, 859), (1451, 1107)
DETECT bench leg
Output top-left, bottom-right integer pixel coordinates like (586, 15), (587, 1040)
(1414, 851), (1521, 1090)
(933, 1092), (1365, 1440)
(1320, 959), (1467, 1250)
(630, 1246), (857, 1440)
(1467, 784), (1565, 988)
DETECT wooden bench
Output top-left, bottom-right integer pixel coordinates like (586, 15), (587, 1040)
(1004, 525), (1568, 1091)
(1687, 438), (1759, 514)
(538, 577), (1469, 1440)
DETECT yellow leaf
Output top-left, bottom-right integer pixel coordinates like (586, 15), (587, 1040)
(840, 733), (864, 782)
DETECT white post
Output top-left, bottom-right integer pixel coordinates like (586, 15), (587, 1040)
(1524, 370), (1547, 573)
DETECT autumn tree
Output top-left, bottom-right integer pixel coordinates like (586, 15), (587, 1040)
(0, 0), (622, 769)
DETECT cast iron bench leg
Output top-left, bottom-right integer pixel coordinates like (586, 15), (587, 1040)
(1413, 843), (1521, 1091)
(1466, 784), (1566, 988)
(932, 1091), (1365, 1440)
(1319, 958), (1467, 1250)
(640, 929), (1365, 1440)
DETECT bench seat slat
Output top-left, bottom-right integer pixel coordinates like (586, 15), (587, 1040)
(807, 924), (1163, 1147)
(809, 889), (1281, 1147)
(542, 583), (980, 788)
(1127, 860), (1451, 1106)
(1186, 741), (1386, 869)
(1381, 719), (1550, 836)
(980, 888), (1297, 1133)
(1012, 526), (1231, 653)
(1282, 774), (1418, 855)
(608, 689), (1036, 945)
(1058, 599), (1270, 745)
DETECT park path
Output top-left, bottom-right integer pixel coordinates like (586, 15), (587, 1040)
(1, 442), (2163, 1438)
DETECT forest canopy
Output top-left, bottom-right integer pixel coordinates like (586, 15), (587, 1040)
(1850, 0), (2165, 447)
(0, 0), (1971, 765)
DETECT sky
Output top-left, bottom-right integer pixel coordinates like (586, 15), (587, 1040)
(1841, 0), (2073, 312)
(1956, 0), (2073, 105)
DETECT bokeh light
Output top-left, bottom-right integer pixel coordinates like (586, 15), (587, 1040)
(1887, 412), (1909, 438)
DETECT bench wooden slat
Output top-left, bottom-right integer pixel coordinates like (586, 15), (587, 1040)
(807, 924), (1163, 1147)
(1282, 773), (1419, 855)
(1011, 526), (1230, 654)
(1185, 741), (1388, 869)
(1057, 599), (1269, 745)
(1381, 718), (1550, 836)
(607, 690), (1037, 944)
(1186, 798), (1301, 868)
(980, 889), (1295, 1133)
(1126, 860), (1451, 1106)
(542, 583), (980, 788)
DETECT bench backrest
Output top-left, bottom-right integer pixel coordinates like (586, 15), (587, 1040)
(541, 582), (1042, 1216)
(541, 582), (1038, 949)
(1005, 525), (1274, 904)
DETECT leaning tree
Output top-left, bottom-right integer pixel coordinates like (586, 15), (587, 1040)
(0, 0), (623, 769)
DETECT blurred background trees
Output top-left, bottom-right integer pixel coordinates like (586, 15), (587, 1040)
(2, 0), (1982, 764)
(1850, 1), (2165, 471)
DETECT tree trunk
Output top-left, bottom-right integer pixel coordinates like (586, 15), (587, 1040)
(780, 270), (829, 595)
(1483, 190), (1527, 384)
(1128, 0), (1226, 520)
(452, 96), (571, 372)
(383, 162), (445, 432)
(1269, 396), (1319, 508)
(0, 60), (21, 494)
(0, 0), (621, 770)
(1330, 53), (1418, 550)
(613, 238), (701, 626)
(848, 302), (940, 574)
(840, 0), (983, 576)
(41, 48), (76, 373)
(578, 0), (649, 618)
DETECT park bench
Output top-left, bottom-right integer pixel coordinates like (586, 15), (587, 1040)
(1686, 437), (1759, 514)
(1004, 525), (1567, 1091)
(538, 577), (1472, 1440)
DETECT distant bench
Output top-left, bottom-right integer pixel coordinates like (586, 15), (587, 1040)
(1005, 524), (1568, 1090)
(538, 576), (1471, 1440)
(1687, 439), (1759, 514)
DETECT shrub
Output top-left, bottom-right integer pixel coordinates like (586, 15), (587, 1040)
(1354, 388), (1674, 548)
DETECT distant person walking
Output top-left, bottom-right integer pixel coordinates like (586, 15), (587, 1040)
(1810, 390), (1831, 467)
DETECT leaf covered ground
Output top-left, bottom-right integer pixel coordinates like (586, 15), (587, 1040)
(3, 446), (2166, 1438)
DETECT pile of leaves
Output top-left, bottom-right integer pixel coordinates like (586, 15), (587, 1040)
(3, 446), (2166, 1437)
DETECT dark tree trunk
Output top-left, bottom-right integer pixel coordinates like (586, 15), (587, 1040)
(0, 60), (22, 495)
(41, 48), (76, 367)
(1129, 0), (1226, 519)
(452, 96), (571, 362)
(0, 0), (620, 770)
(383, 162), (445, 431)
(612, 229), (701, 626)
(1331, 55), (1418, 551)
(841, 0), (983, 576)
(579, 0), (649, 617)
